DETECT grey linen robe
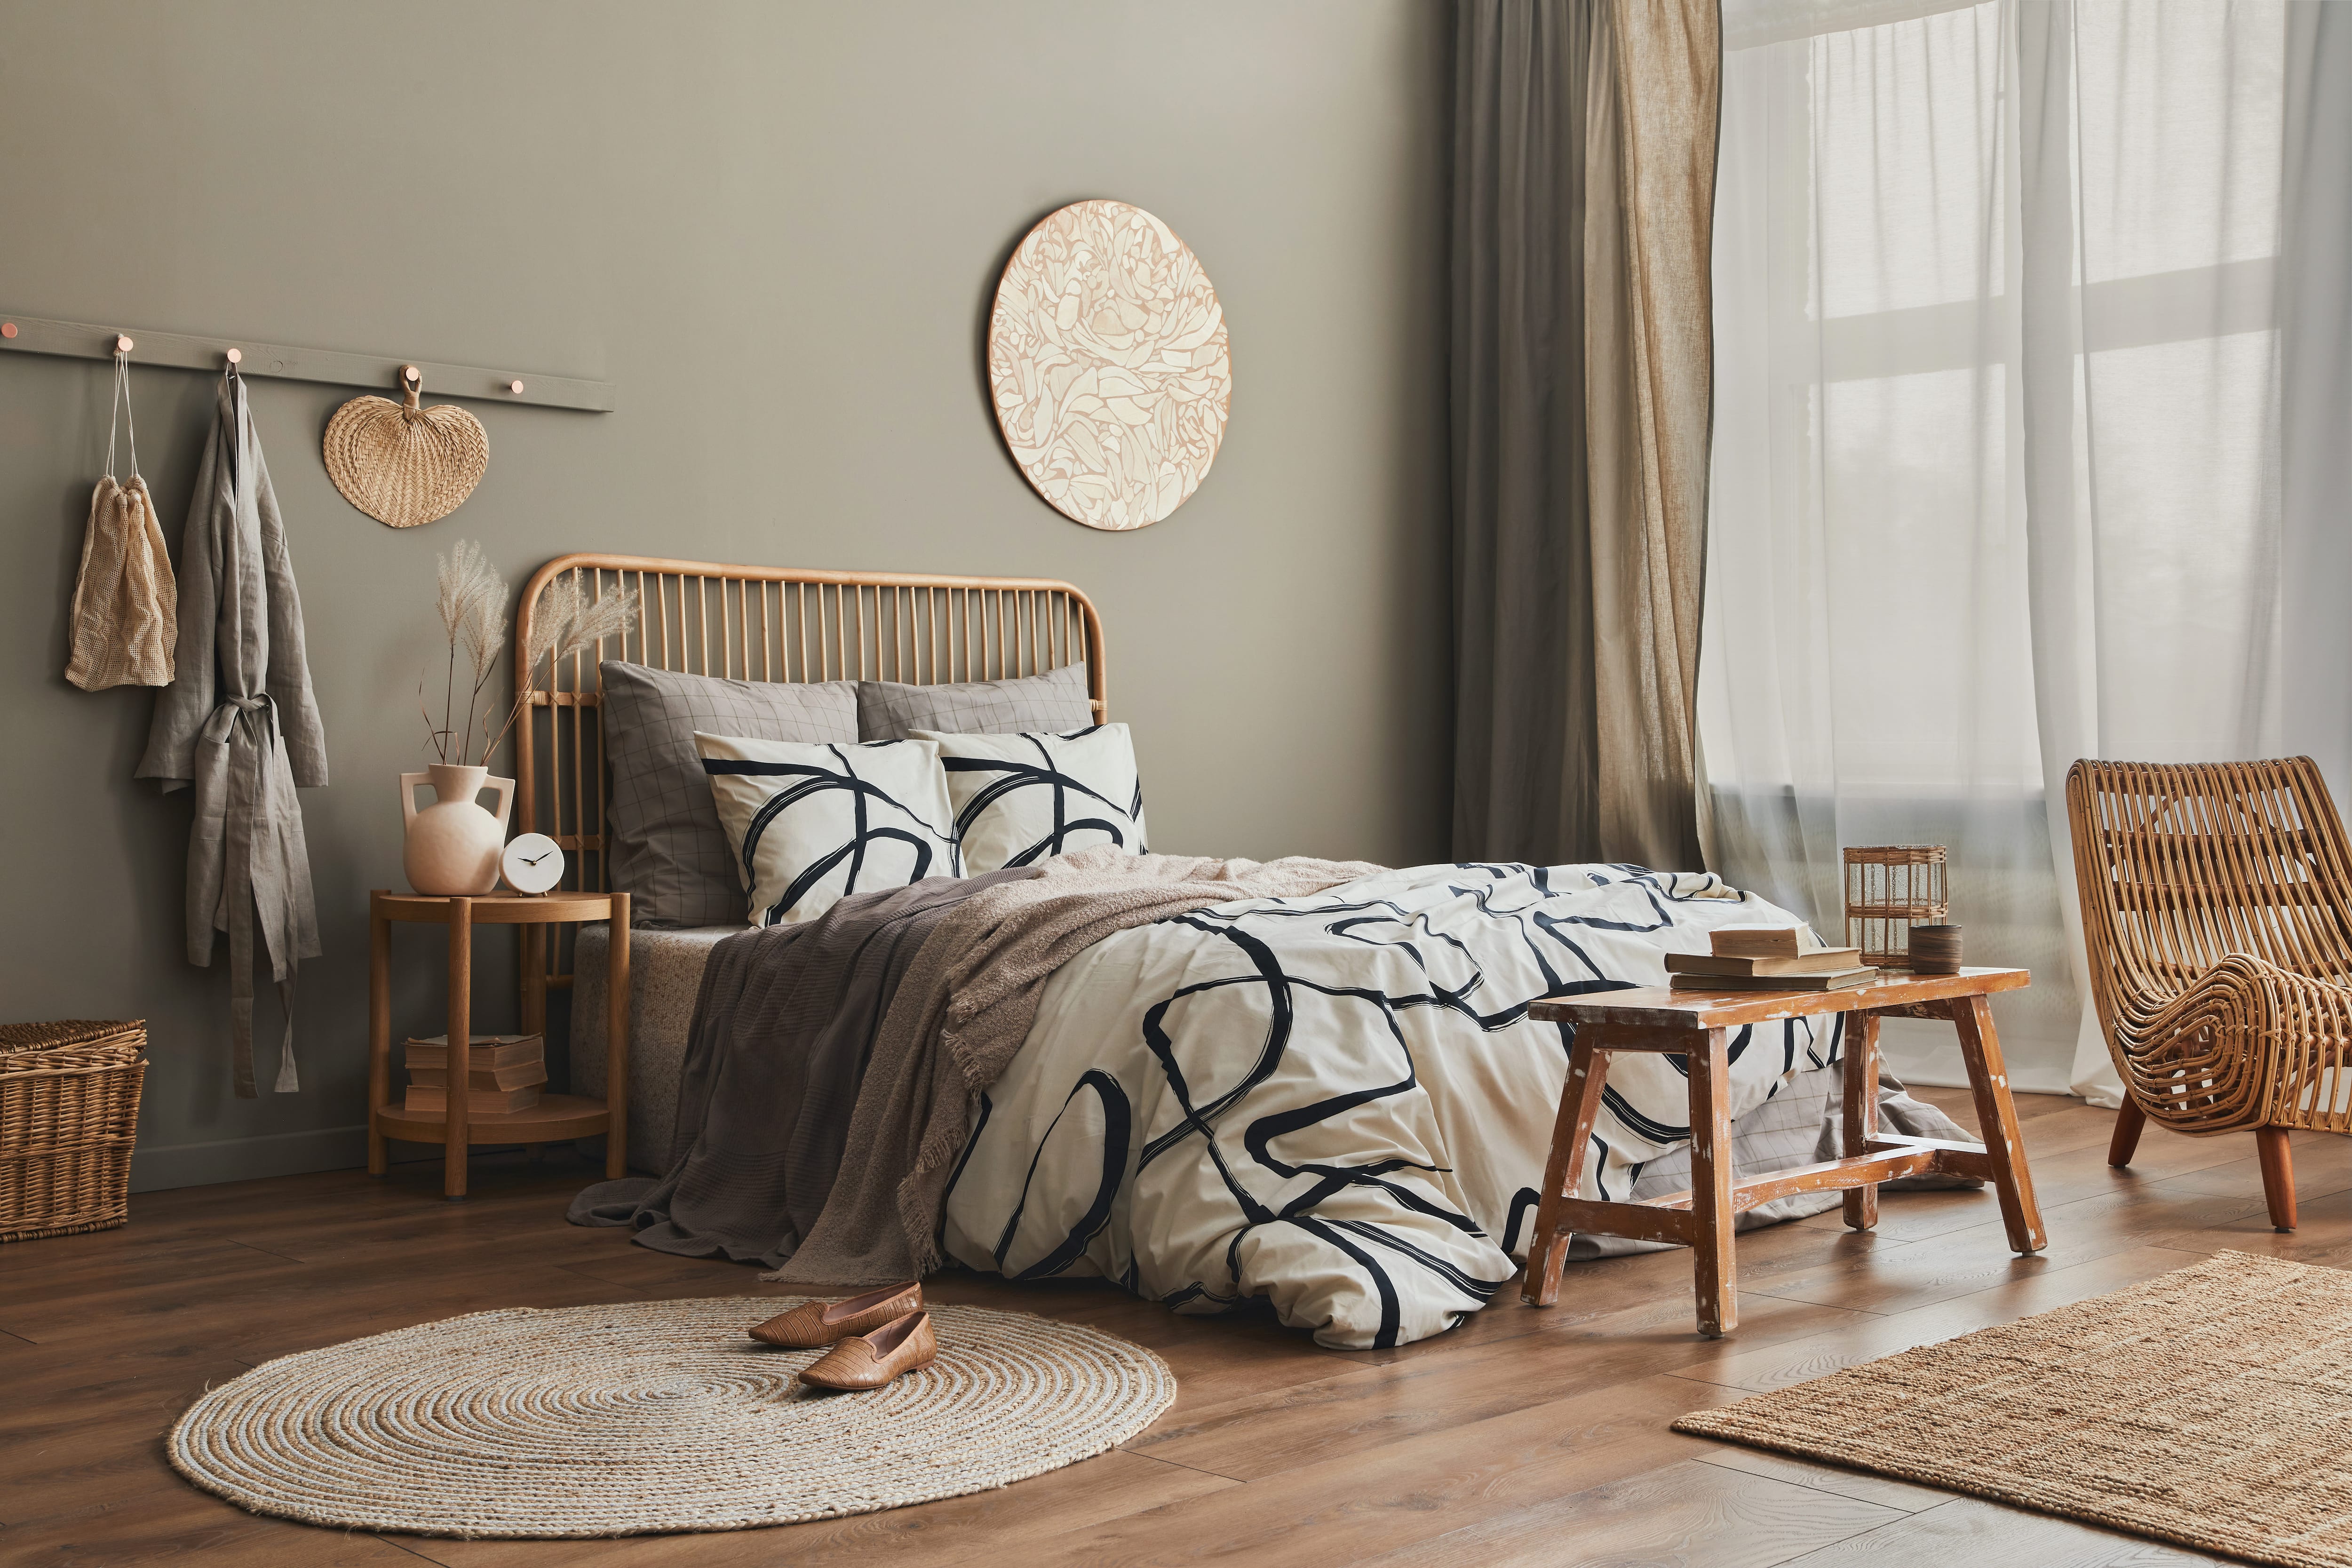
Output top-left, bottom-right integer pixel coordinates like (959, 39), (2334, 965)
(137, 373), (327, 1097)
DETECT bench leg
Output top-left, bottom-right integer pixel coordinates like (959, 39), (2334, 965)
(1521, 1031), (1612, 1307)
(1689, 1027), (1738, 1338)
(1841, 1011), (1880, 1231)
(1952, 993), (2044, 1253)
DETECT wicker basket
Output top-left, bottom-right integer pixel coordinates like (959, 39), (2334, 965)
(0, 1020), (147, 1242)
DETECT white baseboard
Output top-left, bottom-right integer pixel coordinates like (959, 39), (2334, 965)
(130, 1123), (370, 1192)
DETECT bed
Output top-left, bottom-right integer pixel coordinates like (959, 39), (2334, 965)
(525, 556), (1971, 1348)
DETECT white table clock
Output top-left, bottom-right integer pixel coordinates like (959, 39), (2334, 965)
(501, 832), (566, 895)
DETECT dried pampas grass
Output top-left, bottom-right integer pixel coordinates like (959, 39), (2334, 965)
(424, 541), (509, 766)
(478, 573), (640, 770)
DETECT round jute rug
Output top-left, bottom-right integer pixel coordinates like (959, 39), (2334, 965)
(168, 1297), (1175, 1539)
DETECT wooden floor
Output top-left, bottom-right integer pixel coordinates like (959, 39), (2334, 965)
(8, 1088), (2341, 1567)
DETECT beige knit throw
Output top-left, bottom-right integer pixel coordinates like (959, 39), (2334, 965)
(770, 846), (1385, 1286)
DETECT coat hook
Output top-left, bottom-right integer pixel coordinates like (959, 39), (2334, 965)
(115, 334), (134, 354)
(403, 364), (421, 386)
(508, 379), (525, 395)
(0, 322), (16, 340)
(225, 348), (243, 366)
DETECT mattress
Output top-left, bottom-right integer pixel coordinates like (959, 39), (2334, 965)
(571, 923), (740, 1174)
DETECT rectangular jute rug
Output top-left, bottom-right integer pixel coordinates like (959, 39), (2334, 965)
(1674, 1251), (2352, 1568)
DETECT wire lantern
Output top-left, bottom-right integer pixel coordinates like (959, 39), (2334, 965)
(1844, 845), (1948, 970)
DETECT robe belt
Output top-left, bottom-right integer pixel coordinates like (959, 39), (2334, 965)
(201, 693), (301, 1098)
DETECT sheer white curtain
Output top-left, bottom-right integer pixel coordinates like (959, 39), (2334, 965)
(1701, 0), (2341, 1097)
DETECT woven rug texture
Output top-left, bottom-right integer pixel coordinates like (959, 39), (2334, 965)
(1675, 1250), (2352, 1568)
(169, 1297), (1175, 1538)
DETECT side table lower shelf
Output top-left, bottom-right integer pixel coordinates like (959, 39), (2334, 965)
(373, 1092), (615, 1148)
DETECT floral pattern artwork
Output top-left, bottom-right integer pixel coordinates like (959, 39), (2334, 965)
(989, 200), (1232, 531)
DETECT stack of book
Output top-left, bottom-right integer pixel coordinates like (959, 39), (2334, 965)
(1665, 926), (1879, 991)
(404, 1033), (547, 1115)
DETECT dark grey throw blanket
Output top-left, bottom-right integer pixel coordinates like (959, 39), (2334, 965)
(568, 868), (1035, 1266)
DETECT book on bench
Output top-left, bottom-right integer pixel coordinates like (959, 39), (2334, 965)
(1705, 924), (1814, 959)
(1664, 946), (1863, 978)
(1669, 966), (1879, 991)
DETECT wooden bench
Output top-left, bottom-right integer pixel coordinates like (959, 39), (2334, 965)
(1521, 966), (2043, 1337)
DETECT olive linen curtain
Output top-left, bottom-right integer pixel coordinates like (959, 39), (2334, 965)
(1451, 0), (1720, 869)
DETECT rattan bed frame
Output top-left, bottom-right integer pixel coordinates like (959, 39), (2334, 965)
(511, 554), (1106, 1011)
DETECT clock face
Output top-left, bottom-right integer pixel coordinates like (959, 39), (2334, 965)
(501, 832), (566, 895)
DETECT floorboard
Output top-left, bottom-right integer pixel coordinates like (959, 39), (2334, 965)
(0, 1098), (2316, 1566)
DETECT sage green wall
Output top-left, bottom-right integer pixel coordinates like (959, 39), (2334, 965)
(0, 1), (1453, 1187)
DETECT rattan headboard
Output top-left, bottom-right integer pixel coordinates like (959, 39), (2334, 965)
(513, 554), (1106, 993)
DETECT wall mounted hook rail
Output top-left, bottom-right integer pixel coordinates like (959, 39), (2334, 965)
(0, 310), (613, 412)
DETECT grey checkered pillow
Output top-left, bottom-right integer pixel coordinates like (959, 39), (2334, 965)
(600, 662), (859, 925)
(857, 661), (1095, 740)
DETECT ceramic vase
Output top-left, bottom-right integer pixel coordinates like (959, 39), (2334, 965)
(401, 764), (516, 896)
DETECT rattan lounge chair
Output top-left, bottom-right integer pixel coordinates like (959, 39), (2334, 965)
(2066, 756), (2352, 1233)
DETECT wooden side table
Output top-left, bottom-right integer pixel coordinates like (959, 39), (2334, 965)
(1520, 966), (2043, 1337)
(366, 890), (630, 1199)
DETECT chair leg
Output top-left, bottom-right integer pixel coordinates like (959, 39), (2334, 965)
(2108, 1098), (2146, 1168)
(2256, 1126), (2297, 1232)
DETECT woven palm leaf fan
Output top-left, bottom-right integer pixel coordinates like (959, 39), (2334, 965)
(324, 367), (488, 529)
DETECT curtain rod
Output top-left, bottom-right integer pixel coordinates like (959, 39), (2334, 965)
(0, 310), (614, 413)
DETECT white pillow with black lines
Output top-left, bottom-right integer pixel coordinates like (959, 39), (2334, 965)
(694, 732), (961, 926)
(911, 723), (1148, 875)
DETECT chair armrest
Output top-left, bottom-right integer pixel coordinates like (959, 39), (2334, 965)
(2116, 954), (2352, 1134)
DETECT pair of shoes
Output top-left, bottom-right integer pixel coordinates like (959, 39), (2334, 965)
(747, 1282), (937, 1392)
(748, 1281), (921, 1348)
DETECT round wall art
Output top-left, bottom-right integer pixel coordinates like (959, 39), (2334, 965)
(988, 199), (1232, 531)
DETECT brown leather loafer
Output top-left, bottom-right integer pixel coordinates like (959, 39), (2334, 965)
(749, 1282), (922, 1348)
(796, 1309), (937, 1391)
